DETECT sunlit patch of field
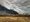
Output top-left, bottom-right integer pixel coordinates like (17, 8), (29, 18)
(0, 17), (30, 22)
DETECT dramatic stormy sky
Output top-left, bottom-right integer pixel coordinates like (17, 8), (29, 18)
(0, 5), (18, 14)
(0, 0), (30, 14)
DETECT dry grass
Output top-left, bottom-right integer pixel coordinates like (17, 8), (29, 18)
(0, 14), (30, 22)
(0, 17), (30, 22)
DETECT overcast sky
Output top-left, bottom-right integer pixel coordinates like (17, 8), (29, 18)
(0, 0), (30, 14)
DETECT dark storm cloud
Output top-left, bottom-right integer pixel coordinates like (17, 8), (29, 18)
(0, 5), (18, 14)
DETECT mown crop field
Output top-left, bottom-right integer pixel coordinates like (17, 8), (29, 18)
(0, 14), (30, 22)
(0, 17), (30, 22)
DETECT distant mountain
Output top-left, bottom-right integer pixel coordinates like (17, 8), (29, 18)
(0, 5), (18, 14)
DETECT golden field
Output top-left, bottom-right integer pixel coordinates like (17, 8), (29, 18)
(0, 17), (30, 22)
(0, 14), (30, 22)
